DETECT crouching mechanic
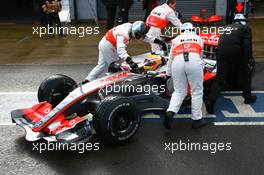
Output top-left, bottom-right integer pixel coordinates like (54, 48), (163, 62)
(85, 21), (148, 82)
(145, 0), (182, 54)
(164, 23), (207, 130)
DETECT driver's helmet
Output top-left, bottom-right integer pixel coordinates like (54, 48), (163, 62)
(180, 22), (195, 34)
(233, 13), (247, 25)
(131, 21), (148, 39)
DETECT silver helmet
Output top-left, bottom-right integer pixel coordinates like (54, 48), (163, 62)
(234, 13), (247, 25)
(131, 21), (148, 39)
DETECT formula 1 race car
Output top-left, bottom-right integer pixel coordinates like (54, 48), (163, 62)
(10, 34), (218, 144)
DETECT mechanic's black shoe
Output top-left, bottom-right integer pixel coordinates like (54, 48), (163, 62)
(163, 111), (174, 130)
(192, 118), (208, 129)
(205, 101), (215, 114)
(244, 95), (257, 104)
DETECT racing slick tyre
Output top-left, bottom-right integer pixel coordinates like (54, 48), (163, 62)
(93, 95), (141, 144)
(203, 78), (215, 101)
(38, 74), (77, 107)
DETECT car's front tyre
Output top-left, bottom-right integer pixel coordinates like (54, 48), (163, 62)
(93, 95), (141, 144)
(38, 74), (77, 107)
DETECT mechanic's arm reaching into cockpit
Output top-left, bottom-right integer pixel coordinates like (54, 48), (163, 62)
(144, 36), (168, 52)
(116, 35), (130, 60)
(116, 35), (139, 72)
(166, 46), (173, 77)
(154, 38), (168, 52)
(167, 10), (182, 28)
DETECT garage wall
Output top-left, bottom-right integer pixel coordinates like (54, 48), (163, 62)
(216, 0), (227, 16)
(175, 0), (216, 21)
(75, 0), (98, 22)
(97, 0), (216, 22)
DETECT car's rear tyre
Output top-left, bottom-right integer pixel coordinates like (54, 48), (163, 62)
(38, 74), (77, 107)
(93, 95), (141, 144)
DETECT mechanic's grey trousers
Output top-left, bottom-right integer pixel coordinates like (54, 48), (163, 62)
(167, 55), (204, 120)
(86, 37), (118, 81)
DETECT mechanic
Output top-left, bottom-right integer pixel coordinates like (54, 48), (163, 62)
(205, 14), (256, 114)
(142, 0), (159, 21)
(102, 0), (118, 30)
(117, 0), (134, 24)
(37, 0), (47, 26)
(145, 0), (182, 54)
(164, 22), (208, 130)
(226, 0), (237, 24)
(41, 0), (64, 37)
(84, 21), (149, 82)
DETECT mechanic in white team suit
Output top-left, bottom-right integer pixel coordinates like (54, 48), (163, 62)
(84, 21), (149, 82)
(164, 23), (208, 130)
(146, 0), (182, 54)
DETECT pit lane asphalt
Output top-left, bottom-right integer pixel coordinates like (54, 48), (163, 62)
(0, 63), (264, 175)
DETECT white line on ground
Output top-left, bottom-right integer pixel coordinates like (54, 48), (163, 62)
(0, 92), (37, 124)
(2, 122), (264, 126)
(0, 123), (16, 126)
(0, 91), (264, 126)
(214, 122), (264, 126)
(0, 92), (36, 95)
(17, 36), (30, 44)
(221, 91), (264, 93)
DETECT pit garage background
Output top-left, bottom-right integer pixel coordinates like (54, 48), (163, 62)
(0, 0), (263, 23)
(97, 0), (216, 21)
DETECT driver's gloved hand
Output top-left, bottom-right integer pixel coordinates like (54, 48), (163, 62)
(126, 56), (140, 73)
(154, 38), (167, 51)
(125, 56), (133, 64)
(130, 62), (140, 73)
